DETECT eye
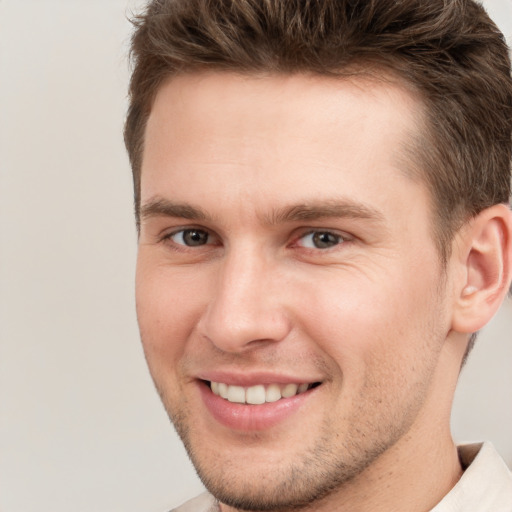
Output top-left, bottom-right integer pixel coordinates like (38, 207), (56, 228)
(297, 231), (344, 249)
(170, 228), (212, 247)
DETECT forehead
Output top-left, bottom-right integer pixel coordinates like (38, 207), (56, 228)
(141, 71), (427, 222)
(145, 71), (422, 156)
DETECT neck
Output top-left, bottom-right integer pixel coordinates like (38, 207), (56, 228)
(323, 426), (463, 512)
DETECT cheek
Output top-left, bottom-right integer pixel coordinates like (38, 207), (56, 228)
(299, 276), (445, 437)
(135, 256), (206, 370)
(296, 267), (444, 379)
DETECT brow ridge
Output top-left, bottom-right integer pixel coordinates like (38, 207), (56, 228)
(140, 198), (210, 222)
(266, 200), (385, 225)
(140, 197), (385, 226)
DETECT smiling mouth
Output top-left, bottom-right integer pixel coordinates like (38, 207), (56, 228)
(207, 381), (321, 405)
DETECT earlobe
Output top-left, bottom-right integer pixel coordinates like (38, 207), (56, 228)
(451, 204), (512, 334)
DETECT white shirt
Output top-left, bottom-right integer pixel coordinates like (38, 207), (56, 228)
(431, 442), (512, 511)
(171, 442), (512, 512)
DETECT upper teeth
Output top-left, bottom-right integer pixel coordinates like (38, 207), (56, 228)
(210, 382), (310, 404)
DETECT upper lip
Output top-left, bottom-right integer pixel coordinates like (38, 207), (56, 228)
(196, 370), (323, 387)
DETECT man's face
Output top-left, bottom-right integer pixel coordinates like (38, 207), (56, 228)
(137, 72), (454, 510)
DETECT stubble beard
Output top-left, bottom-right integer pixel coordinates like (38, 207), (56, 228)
(159, 389), (411, 512)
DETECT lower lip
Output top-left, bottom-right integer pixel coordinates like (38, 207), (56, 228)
(198, 382), (316, 431)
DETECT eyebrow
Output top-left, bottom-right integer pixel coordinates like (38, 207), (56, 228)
(140, 198), (210, 222)
(139, 197), (385, 226)
(267, 200), (385, 225)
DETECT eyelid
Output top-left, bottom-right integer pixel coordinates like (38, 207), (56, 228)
(160, 225), (219, 246)
(293, 228), (352, 249)
(157, 225), (353, 250)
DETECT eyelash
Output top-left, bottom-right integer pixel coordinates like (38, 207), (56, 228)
(161, 227), (351, 252)
(161, 227), (218, 249)
(293, 230), (348, 250)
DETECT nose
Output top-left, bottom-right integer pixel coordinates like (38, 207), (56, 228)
(197, 246), (292, 353)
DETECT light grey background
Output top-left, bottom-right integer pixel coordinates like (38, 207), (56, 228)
(0, 1), (510, 511)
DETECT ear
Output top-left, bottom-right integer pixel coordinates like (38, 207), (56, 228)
(451, 203), (512, 334)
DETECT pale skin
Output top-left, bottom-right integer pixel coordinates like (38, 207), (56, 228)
(136, 72), (512, 512)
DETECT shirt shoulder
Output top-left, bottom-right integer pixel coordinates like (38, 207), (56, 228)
(431, 442), (512, 512)
(170, 491), (219, 512)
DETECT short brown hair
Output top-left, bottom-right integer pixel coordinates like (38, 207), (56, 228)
(125, 0), (512, 258)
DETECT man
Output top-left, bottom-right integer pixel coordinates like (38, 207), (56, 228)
(124, 0), (512, 510)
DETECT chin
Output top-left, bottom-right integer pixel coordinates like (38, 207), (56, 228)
(177, 419), (392, 512)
